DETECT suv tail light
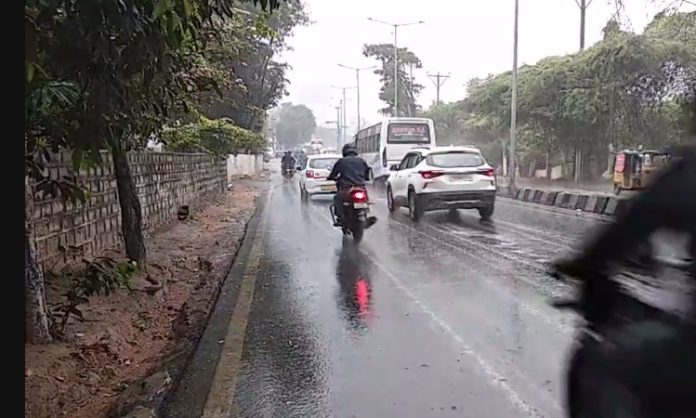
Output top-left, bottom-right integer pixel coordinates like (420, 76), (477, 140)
(350, 188), (369, 203)
(419, 170), (445, 179)
(306, 170), (314, 178)
(382, 148), (387, 167)
(478, 168), (495, 177)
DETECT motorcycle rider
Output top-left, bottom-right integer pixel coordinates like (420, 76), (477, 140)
(280, 151), (296, 175)
(328, 143), (371, 226)
(554, 143), (696, 417)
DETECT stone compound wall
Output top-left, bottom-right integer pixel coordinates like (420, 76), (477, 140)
(31, 151), (226, 268)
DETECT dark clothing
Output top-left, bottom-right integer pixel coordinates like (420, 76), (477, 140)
(576, 151), (696, 279)
(327, 155), (370, 191)
(281, 155), (296, 169)
(328, 155), (370, 224)
(557, 149), (696, 417)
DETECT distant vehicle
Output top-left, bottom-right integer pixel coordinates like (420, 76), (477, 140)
(386, 146), (496, 221)
(612, 149), (670, 195)
(297, 153), (342, 201)
(321, 148), (337, 154)
(352, 117), (436, 184)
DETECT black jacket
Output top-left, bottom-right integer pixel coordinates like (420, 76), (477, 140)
(328, 155), (370, 190)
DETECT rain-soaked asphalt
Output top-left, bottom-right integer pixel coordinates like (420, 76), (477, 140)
(170, 170), (614, 418)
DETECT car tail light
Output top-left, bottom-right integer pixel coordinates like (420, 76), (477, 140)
(419, 170), (445, 179)
(382, 148), (387, 167)
(306, 170), (314, 178)
(350, 188), (369, 203)
(478, 168), (495, 177)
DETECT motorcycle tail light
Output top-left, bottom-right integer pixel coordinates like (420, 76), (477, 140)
(351, 189), (369, 203)
(306, 170), (314, 178)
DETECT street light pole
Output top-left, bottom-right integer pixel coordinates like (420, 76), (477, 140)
(338, 64), (376, 133)
(368, 18), (424, 118)
(509, 0), (519, 190)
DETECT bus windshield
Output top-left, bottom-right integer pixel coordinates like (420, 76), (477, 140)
(387, 123), (430, 144)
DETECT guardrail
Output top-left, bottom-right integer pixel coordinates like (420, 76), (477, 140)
(497, 185), (631, 217)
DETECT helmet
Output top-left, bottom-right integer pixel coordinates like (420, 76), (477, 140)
(342, 143), (358, 157)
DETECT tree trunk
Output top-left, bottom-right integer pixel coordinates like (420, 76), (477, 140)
(546, 148), (552, 180)
(111, 146), (147, 264)
(25, 187), (52, 344)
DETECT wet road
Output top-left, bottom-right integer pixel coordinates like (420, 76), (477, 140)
(171, 172), (610, 418)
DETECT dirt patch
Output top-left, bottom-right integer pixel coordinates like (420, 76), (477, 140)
(25, 178), (267, 418)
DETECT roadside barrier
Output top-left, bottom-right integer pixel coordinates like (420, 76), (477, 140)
(496, 185), (628, 217)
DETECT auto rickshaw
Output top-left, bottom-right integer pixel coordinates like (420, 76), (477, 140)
(613, 149), (670, 194)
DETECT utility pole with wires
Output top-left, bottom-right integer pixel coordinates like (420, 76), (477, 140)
(427, 72), (451, 106)
(509, 0), (519, 190)
(572, 0), (594, 182)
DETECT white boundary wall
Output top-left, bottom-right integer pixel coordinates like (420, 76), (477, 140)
(227, 154), (264, 182)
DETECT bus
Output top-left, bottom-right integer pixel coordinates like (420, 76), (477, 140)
(352, 117), (436, 181)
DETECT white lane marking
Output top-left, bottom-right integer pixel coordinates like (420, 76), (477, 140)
(305, 203), (557, 417)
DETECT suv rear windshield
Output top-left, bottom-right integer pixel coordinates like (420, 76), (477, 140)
(427, 152), (484, 168)
(309, 158), (338, 170)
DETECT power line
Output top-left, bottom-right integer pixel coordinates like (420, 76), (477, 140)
(427, 72), (451, 105)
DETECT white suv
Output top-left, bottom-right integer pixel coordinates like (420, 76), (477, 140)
(298, 153), (342, 201)
(385, 146), (497, 221)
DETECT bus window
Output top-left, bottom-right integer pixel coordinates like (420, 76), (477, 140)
(387, 123), (430, 144)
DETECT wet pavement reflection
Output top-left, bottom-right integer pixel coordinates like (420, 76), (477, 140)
(229, 175), (608, 418)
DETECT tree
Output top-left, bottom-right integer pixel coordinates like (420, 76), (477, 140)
(363, 43), (424, 116)
(196, 0), (309, 132)
(24, 0), (282, 344)
(273, 103), (317, 149)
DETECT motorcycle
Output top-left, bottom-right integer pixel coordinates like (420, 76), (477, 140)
(329, 186), (377, 243)
(550, 268), (690, 418)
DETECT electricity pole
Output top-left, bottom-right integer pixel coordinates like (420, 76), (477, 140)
(573, 0), (593, 182)
(509, 0), (519, 190)
(331, 85), (355, 146)
(427, 72), (451, 105)
(335, 104), (342, 148)
(368, 18), (425, 117)
(338, 64), (376, 132)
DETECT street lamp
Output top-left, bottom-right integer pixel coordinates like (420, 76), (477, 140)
(367, 17), (424, 117)
(338, 64), (376, 132)
(509, 0), (519, 190)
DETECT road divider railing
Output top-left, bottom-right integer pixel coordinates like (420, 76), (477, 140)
(497, 185), (630, 217)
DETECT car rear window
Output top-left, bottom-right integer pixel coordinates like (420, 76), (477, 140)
(427, 152), (484, 168)
(309, 158), (338, 170)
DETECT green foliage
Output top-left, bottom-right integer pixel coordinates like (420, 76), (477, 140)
(162, 117), (265, 155)
(193, 0), (309, 131)
(53, 258), (139, 335)
(423, 11), (696, 178)
(363, 43), (424, 116)
(273, 103), (317, 149)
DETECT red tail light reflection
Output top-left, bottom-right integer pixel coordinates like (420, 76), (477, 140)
(355, 278), (370, 316)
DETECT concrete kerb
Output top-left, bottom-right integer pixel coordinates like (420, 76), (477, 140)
(505, 184), (624, 218)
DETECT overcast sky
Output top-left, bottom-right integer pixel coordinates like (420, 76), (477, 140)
(280, 0), (694, 134)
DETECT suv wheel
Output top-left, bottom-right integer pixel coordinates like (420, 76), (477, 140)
(408, 191), (423, 222)
(387, 186), (396, 213)
(478, 204), (494, 220)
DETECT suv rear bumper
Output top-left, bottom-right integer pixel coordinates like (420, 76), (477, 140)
(418, 190), (496, 211)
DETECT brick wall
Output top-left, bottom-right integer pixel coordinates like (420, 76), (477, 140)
(31, 151), (226, 268)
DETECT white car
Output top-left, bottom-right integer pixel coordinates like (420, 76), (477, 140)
(298, 153), (342, 201)
(385, 146), (497, 221)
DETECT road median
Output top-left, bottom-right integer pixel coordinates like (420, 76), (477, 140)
(497, 183), (630, 217)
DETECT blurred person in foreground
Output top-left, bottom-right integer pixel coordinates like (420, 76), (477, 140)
(554, 103), (696, 416)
